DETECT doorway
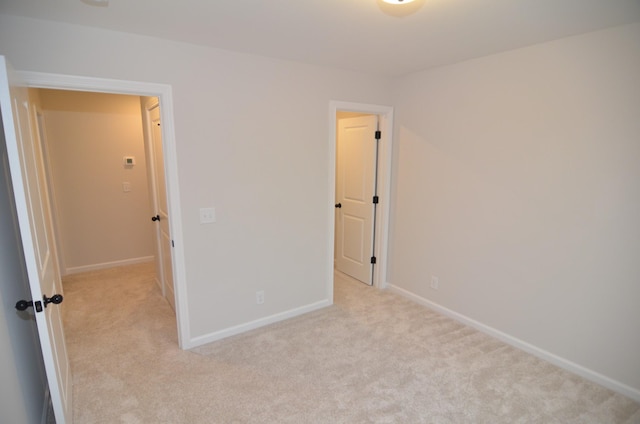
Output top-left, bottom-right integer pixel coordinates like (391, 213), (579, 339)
(33, 89), (175, 312)
(328, 102), (394, 299)
(18, 70), (189, 348)
(33, 89), (158, 277)
(335, 112), (378, 285)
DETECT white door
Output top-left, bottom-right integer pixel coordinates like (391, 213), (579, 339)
(145, 100), (175, 311)
(335, 115), (378, 285)
(0, 57), (72, 423)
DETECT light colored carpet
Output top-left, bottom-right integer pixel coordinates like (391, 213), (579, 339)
(62, 263), (640, 423)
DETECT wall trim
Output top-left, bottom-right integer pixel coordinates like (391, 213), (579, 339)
(386, 283), (640, 403)
(65, 256), (154, 275)
(185, 299), (332, 350)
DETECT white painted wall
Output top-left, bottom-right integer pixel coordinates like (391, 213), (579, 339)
(389, 23), (640, 394)
(0, 101), (48, 423)
(38, 89), (155, 274)
(2, 11), (637, 401)
(0, 15), (393, 340)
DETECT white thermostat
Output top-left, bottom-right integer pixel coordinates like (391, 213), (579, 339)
(123, 156), (136, 167)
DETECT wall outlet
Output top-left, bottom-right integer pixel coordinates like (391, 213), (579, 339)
(430, 276), (439, 290)
(256, 290), (265, 305)
(199, 207), (216, 224)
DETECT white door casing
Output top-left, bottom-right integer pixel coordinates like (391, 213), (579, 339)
(0, 56), (72, 423)
(145, 99), (175, 311)
(335, 115), (378, 285)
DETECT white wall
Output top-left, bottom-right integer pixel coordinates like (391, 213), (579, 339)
(3, 11), (637, 401)
(38, 89), (154, 274)
(0, 100), (48, 423)
(389, 23), (640, 395)
(0, 15), (393, 340)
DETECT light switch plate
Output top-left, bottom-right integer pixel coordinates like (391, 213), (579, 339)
(199, 207), (215, 224)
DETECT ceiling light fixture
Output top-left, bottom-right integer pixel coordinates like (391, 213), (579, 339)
(81, 0), (109, 7)
(377, 0), (425, 17)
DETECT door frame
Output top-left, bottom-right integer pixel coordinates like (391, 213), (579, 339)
(328, 101), (394, 296)
(16, 71), (190, 349)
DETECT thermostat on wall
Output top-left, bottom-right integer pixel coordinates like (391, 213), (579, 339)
(123, 156), (136, 167)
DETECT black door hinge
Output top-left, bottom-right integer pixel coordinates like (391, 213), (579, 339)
(373, 196), (379, 204)
(171, 240), (175, 247)
(370, 256), (377, 264)
(375, 130), (381, 140)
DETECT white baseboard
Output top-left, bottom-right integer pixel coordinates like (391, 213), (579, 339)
(64, 256), (154, 275)
(185, 299), (332, 350)
(386, 283), (640, 403)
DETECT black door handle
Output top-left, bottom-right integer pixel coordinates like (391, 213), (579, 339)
(16, 294), (63, 313)
(335, 203), (342, 208)
(151, 215), (160, 222)
(15, 299), (36, 312)
(43, 294), (63, 308)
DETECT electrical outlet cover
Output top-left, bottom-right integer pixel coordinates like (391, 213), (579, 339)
(199, 207), (216, 224)
(430, 276), (439, 290)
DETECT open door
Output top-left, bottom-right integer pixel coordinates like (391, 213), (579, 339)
(0, 57), (72, 423)
(335, 115), (378, 285)
(144, 99), (175, 311)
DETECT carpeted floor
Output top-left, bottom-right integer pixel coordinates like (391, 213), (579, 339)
(62, 263), (640, 423)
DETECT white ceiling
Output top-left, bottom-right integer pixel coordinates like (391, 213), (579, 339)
(1, 0), (639, 77)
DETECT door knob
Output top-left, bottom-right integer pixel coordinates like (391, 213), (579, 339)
(43, 294), (63, 308)
(16, 293), (63, 313)
(335, 203), (342, 208)
(15, 299), (37, 312)
(151, 215), (161, 222)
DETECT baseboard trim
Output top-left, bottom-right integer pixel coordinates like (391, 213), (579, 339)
(64, 256), (154, 275)
(386, 283), (640, 403)
(185, 299), (332, 350)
